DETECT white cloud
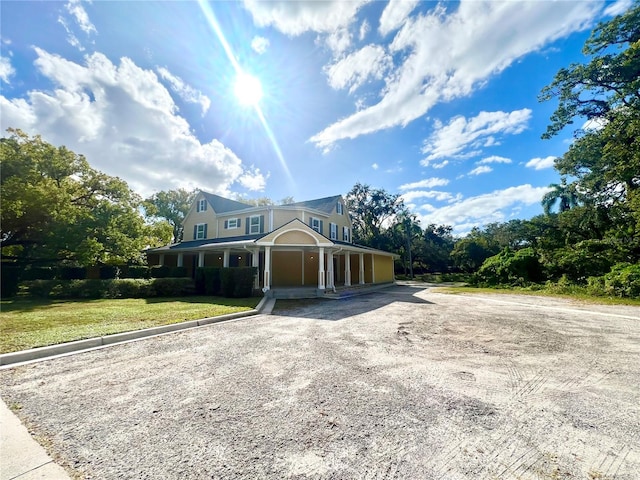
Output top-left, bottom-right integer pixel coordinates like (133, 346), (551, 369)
(58, 16), (84, 51)
(325, 45), (392, 93)
(238, 167), (268, 191)
(422, 109), (532, 161)
(468, 165), (492, 176)
(372, 162), (379, 170)
(359, 19), (370, 41)
(477, 155), (511, 165)
(0, 56), (15, 83)
(311, 1), (599, 148)
(414, 184), (552, 234)
(242, 0), (370, 35)
(379, 0), (419, 36)
(525, 156), (556, 170)
(400, 190), (455, 203)
(0, 48), (263, 197)
(156, 67), (211, 115)
(251, 36), (270, 54)
(324, 28), (352, 54)
(604, 0), (633, 16)
(399, 177), (449, 190)
(65, 0), (97, 35)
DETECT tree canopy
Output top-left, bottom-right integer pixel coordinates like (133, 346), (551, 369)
(1, 129), (171, 266)
(144, 189), (196, 243)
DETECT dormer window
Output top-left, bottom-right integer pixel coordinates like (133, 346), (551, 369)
(343, 226), (350, 242)
(197, 198), (207, 212)
(336, 202), (343, 215)
(310, 217), (321, 233)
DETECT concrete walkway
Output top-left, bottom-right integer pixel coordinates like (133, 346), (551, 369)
(0, 398), (70, 480)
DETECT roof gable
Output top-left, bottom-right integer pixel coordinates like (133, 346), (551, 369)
(201, 191), (254, 214)
(288, 195), (342, 215)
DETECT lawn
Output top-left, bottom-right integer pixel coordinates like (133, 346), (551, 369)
(0, 296), (259, 354)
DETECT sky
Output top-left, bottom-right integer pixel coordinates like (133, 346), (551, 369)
(0, 0), (633, 235)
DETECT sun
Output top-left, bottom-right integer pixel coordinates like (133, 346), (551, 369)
(234, 72), (263, 106)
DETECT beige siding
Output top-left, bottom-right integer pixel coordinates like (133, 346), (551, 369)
(183, 193), (217, 240)
(274, 230), (317, 245)
(373, 255), (394, 283)
(271, 209), (305, 229)
(323, 198), (352, 240)
(364, 254), (373, 283)
(217, 208), (270, 238)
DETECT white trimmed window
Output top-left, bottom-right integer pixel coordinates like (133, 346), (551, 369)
(343, 226), (350, 242)
(226, 218), (239, 229)
(330, 222), (337, 240)
(197, 199), (207, 212)
(336, 202), (343, 215)
(310, 217), (321, 233)
(249, 215), (261, 234)
(195, 223), (207, 239)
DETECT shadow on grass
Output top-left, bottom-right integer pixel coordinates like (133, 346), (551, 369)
(273, 284), (434, 321)
(0, 295), (258, 313)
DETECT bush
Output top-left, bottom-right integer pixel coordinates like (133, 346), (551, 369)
(171, 266), (188, 278)
(195, 267), (221, 295)
(148, 278), (194, 297)
(476, 247), (543, 286)
(150, 265), (171, 278)
(99, 265), (119, 279)
(58, 266), (86, 280)
(124, 266), (150, 279)
(22, 278), (195, 299)
(604, 263), (640, 298)
(1, 265), (21, 298)
(219, 267), (257, 298)
(21, 267), (57, 280)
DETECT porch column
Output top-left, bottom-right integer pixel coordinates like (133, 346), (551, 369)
(252, 248), (260, 289)
(317, 247), (325, 290)
(263, 246), (271, 291)
(371, 254), (375, 283)
(359, 253), (365, 285)
(198, 251), (205, 267)
(326, 251), (334, 289)
(345, 252), (351, 286)
(223, 249), (230, 268)
(159, 254), (165, 266)
(177, 253), (184, 267)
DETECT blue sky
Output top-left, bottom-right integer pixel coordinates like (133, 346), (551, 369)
(0, 0), (633, 234)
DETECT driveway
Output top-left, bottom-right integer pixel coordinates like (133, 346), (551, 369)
(1, 285), (639, 479)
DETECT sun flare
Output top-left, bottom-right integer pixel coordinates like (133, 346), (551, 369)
(234, 72), (263, 106)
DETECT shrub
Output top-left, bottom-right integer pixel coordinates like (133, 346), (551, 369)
(58, 266), (87, 280)
(195, 267), (221, 295)
(220, 268), (235, 297)
(99, 265), (119, 279)
(476, 247), (543, 286)
(1, 265), (22, 298)
(150, 265), (171, 278)
(604, 263), (640, 298)
(125, 266), (150, 279)
(22, 278), (195, 298)
(148, 278), (194, 297)
(21, 267), (56, 280)
(171, 266), (188, 278)
(233, 267), (257, 298)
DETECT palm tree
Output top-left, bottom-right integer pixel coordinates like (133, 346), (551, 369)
(542, 178), (580, 215)
(392, 210), (421, 278)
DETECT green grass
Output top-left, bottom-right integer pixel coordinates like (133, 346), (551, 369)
(434, 285), (640, 306)
(0, 296), (259, 354)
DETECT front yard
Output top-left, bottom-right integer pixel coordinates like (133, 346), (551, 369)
(0, 296), (259, 353)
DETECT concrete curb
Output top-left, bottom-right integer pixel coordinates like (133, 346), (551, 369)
(1, 299), (271, 367)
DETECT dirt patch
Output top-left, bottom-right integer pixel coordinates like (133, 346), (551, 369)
(1, 285), (639, 479)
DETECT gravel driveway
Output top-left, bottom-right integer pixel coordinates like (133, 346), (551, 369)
(1, 285), (639, 479)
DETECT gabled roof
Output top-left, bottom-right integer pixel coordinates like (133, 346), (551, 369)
(288, 195), (342, 215)
(201, 191), (254, 214)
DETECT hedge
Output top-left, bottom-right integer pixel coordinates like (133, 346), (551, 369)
(195, 267), (221, 295)
(150, 265), (188, 278)
(220, 267), (257, 298)
(21, 278), (195, 299)
(1, 265), (21, 299)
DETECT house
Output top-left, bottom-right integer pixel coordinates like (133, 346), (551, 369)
(146, 191), (397, 296)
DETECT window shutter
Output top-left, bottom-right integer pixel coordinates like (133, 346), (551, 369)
(203, 201), (207, 211)
(204, 224), (208, 238)
(259, 215), (264, 233)
(309, 217), (313, 227)
(238, 218), (241, 228)
(246, 218), (250, 235)
(319, 220), (323, 235)
(193, 225), (197, 239)
(224, 220), (228, 229)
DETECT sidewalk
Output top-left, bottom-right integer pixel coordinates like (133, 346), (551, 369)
(0, 398), (70, 480)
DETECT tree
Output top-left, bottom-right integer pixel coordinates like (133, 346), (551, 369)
(1, 129), (170, 266)
(541, 178), (581, 214)
(539, 4), (640, 139)
(144, 189), (196, 243)
(344, 183), (404, 248)
(389, 210), (421, 277)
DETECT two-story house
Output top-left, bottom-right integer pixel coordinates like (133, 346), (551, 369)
(146, 191), (397, 295)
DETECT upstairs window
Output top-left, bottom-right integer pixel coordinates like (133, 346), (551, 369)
(330, 222), (337, 240)
(343, 226), (350, 242)
(336, 202), (343, 215)
(194, 223), (207, 240)
(249, 215), (261, 234)
(197, 198), (207, 212)
(225, 218), (240, 229)
(310, 217), (321, 233)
